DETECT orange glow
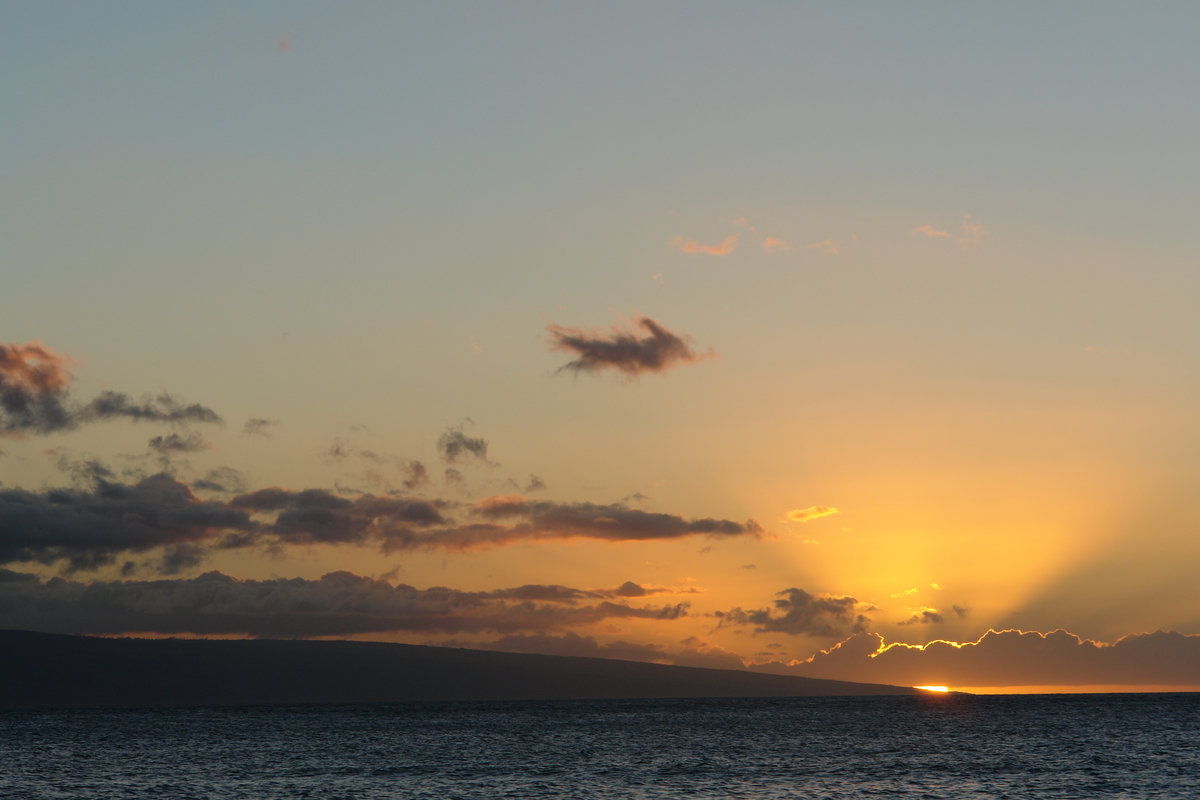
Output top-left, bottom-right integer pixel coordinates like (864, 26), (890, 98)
(914, 685), (949, 692)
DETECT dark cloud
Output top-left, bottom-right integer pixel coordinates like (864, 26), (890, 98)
(148, 433), (210, 455)
(0, 341), (222, 436)
(191, 467), (248, 495)
(1, 473), (760, 572)
(524, 474), (546, 492)
(402, 460), (428, 489)
(547, 316), (710, 377)
(897, 609), (944, 626)
(758, 629), (1200, 689)
(0, 341), (74, 435)
(0, 570), (690, 638)
(230, 488), (449, 547)
(79, 391), (221, 426)
(952, 604), (971, 619)
(468, 495), (762, 546)
(0, 473), (253, 573)
(589, 581), (702, 599)
(242, 418), (278, 437)
(717, 588), (871, 638)
(437, 426), (489, 463)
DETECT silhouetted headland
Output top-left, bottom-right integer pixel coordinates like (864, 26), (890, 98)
(0, 629), (920, 708)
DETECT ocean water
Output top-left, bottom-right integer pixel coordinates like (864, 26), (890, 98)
(2, 694), (1198, 799)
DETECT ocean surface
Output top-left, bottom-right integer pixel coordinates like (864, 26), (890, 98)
(2, 694), (1198, 799)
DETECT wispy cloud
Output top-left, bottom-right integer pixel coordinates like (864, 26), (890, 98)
(786, 506), (839, 523)
(806, 240), (839, 255)
(547, 316), (711, 377)
(148, 433), (211, 455)
(913, 214), (987, 245)
(437, 425), (490, 464)
(0, 340), (222, 437)
(761, 237), (791, 253)
(242, 418), (278, 438)
(668, 234), (740, 256)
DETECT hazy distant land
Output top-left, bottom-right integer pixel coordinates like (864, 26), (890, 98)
(0, 630), (920, 708)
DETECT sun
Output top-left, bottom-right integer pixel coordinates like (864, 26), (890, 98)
(914, 685), (949, 693)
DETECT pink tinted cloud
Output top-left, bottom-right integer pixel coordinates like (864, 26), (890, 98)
(913, 214), (987, 245)
(761, 237), (791, 253)
(669, 234), (740, 256)
(806, 240), (839, 255)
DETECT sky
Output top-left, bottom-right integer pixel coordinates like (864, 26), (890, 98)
(3, 1), (1200, 693)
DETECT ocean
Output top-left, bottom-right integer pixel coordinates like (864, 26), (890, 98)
(2, 694), (1198, 798)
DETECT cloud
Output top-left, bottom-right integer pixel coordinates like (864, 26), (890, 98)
(467, 495), (762, 547)
(0, 342), (222, 437)
(402, 460), (429, 489)
(959, 214), (987, 244)
(242, 418), (278, 437)
(952, 604), (971, 619)
(547, 316), (711, 377)
(0, 570), (690, 638)
(897, 608), (944, 626)
(807, 240), (839, 254)
(588, 581), (703, 599)
(763, 629), (1200, 689)
(786, 506), (839, 523)
(668, 234), (739, 256)
(0, 341), (74, 435)
(148, 433), (210, 455)
(761, 237), (791, 253)
(191, 467), (248, 495)
(1, 469), (763, 572)
(437, 426), (489, 464)
(716, 588), (871, 638)
(913, 214), (987, 245)
(0, 473), (253, 573)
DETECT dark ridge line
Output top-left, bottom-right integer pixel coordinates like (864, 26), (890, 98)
(0, 629), (921, 709)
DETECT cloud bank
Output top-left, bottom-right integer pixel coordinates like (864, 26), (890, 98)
(756, 629), (1200, 688)
(0, 474), (763, 573)
(0, 569), (690, 638)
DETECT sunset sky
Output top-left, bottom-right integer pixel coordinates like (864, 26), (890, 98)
(4, 2), (1200, 692)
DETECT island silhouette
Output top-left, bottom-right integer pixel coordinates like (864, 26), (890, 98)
(1, 629), (921, 708)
